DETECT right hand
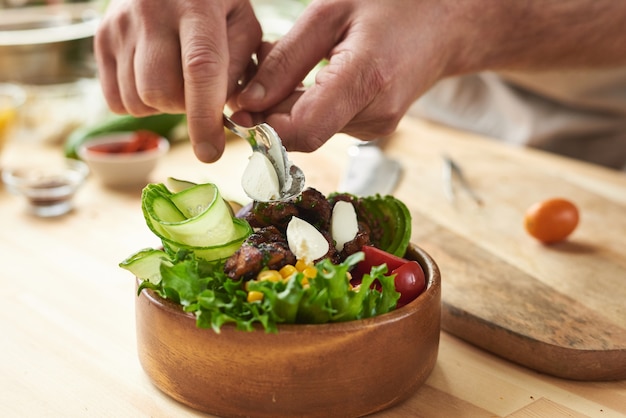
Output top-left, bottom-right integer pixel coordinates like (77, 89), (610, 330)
(233, 0), (455, 154)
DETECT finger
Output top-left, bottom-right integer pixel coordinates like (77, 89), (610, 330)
(99, 8), (159, 116)
(116, 45), (159, 116)
(225, 1), (262, 98)
(228, 110), (255, 127)
(228, 40), (271, 112)
(179, 7), (229, 163)
(226, 57), (258, 112)
(264, 49), (376, 153)
(94, 28), (125, 114)
(134, 32), (185, 113)
(255, 40), (274, 64)
(181, 2), (262, 163)
(230, 88), (302, 135)
(237, 2), (347, 111)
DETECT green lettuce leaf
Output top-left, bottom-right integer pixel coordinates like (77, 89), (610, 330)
(138, 250), (400, 333)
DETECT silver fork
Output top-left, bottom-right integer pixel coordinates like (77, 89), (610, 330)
(223, 114), (305, 201)
(442, 154), (483, 206)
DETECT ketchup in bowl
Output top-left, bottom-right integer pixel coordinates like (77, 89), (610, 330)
(77, 130), (169, 188)
(86, 130), (160, 154)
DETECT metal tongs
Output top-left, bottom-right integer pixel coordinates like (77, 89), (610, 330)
(442, 154), (483, 206)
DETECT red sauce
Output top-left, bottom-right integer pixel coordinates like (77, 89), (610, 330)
(88, 131), (160, 154)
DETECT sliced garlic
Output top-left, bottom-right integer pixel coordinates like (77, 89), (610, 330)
(331, 200), (359, 251)
(241, 151), (281, 202)
(287, 216), (329, 264)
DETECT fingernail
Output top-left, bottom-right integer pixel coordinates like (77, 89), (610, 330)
(241, 82), (265, 102)
(193, 142), (218, 163)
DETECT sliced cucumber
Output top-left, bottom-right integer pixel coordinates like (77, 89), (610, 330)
(141, 182), (251, 261)
(119, 248), (171, 284)
(166, 177), (197, 193)
(166, 177), (239, 216)
(162, 218), (252, 261)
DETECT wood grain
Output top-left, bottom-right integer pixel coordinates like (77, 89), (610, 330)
(507, 398), (591, 418)
(379, 119), (626, 381)
(2, 116), (626, 417)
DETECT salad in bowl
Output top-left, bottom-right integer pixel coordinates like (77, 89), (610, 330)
(121, 178), (427, 332)
(122, 178), (441, 417)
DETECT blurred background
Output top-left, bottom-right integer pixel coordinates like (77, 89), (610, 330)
(1, 0), (107, 146)
(0, 0), (307, 150)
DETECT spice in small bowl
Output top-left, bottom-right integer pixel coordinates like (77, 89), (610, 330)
(2, 158), (89, 217)
(77, 131), (169, 188)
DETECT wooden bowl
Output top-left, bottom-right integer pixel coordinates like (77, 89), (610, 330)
(135, 243), (441, 418)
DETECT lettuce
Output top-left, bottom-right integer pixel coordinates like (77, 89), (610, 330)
(138, 250), (400, 333)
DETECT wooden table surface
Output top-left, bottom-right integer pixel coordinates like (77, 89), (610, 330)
(1, 117), (625, 417)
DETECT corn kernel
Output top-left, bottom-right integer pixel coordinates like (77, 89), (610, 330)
(247, 290), (264, 302)
(295, 259), (309, 272)
(257, 270), (282, 282)
(302, 266), (317, 279)
(279, 265), (298, 279)
(301, 277), (309, 286)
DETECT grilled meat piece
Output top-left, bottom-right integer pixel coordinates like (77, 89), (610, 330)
(243, 188), (332, 231)
(318, 230), (340, 264)
(244, 225), (285, 246)
(224, 226), (297, 280)
(340, 228), (371, 259)
(294, 188), (332, 230)
(244, 201), (299, 230)
(226, 189), (376, 280)
(263, 241), (297, 270)
(224, 244), (264, 280)
(328, 192), (358, 206)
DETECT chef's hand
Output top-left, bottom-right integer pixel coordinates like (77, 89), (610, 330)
(234, 0), (626, 153)
(233, 0), (455, 152)
(95, 0), (262, 162)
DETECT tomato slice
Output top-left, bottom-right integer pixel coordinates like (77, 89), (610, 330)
(351, 245), (408, 280)
(351, 245), (426, 307)
(392, 261), (426, 308)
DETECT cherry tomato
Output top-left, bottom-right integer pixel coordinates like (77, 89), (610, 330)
(351, 245), (426, 307)
(524, 198), (579, 244)
(393, 261), (426, 308)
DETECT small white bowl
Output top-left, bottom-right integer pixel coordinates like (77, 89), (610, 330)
(77, 131), (169, 188)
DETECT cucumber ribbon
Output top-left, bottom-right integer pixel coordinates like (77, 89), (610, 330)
(120, 180), (251, 283)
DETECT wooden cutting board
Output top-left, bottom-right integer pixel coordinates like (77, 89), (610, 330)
(279, 117), (626, 382)
(379, 119), (626, 382)
(415, 218), (626, 381)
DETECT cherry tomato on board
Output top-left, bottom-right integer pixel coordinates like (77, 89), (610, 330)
(351, 245), (426, 307)
(524, 198), (579, 244)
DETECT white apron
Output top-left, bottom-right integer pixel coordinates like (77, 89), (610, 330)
(409, 69), (626, 170)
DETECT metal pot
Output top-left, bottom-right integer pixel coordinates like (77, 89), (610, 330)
(0, 3), (100, 84)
